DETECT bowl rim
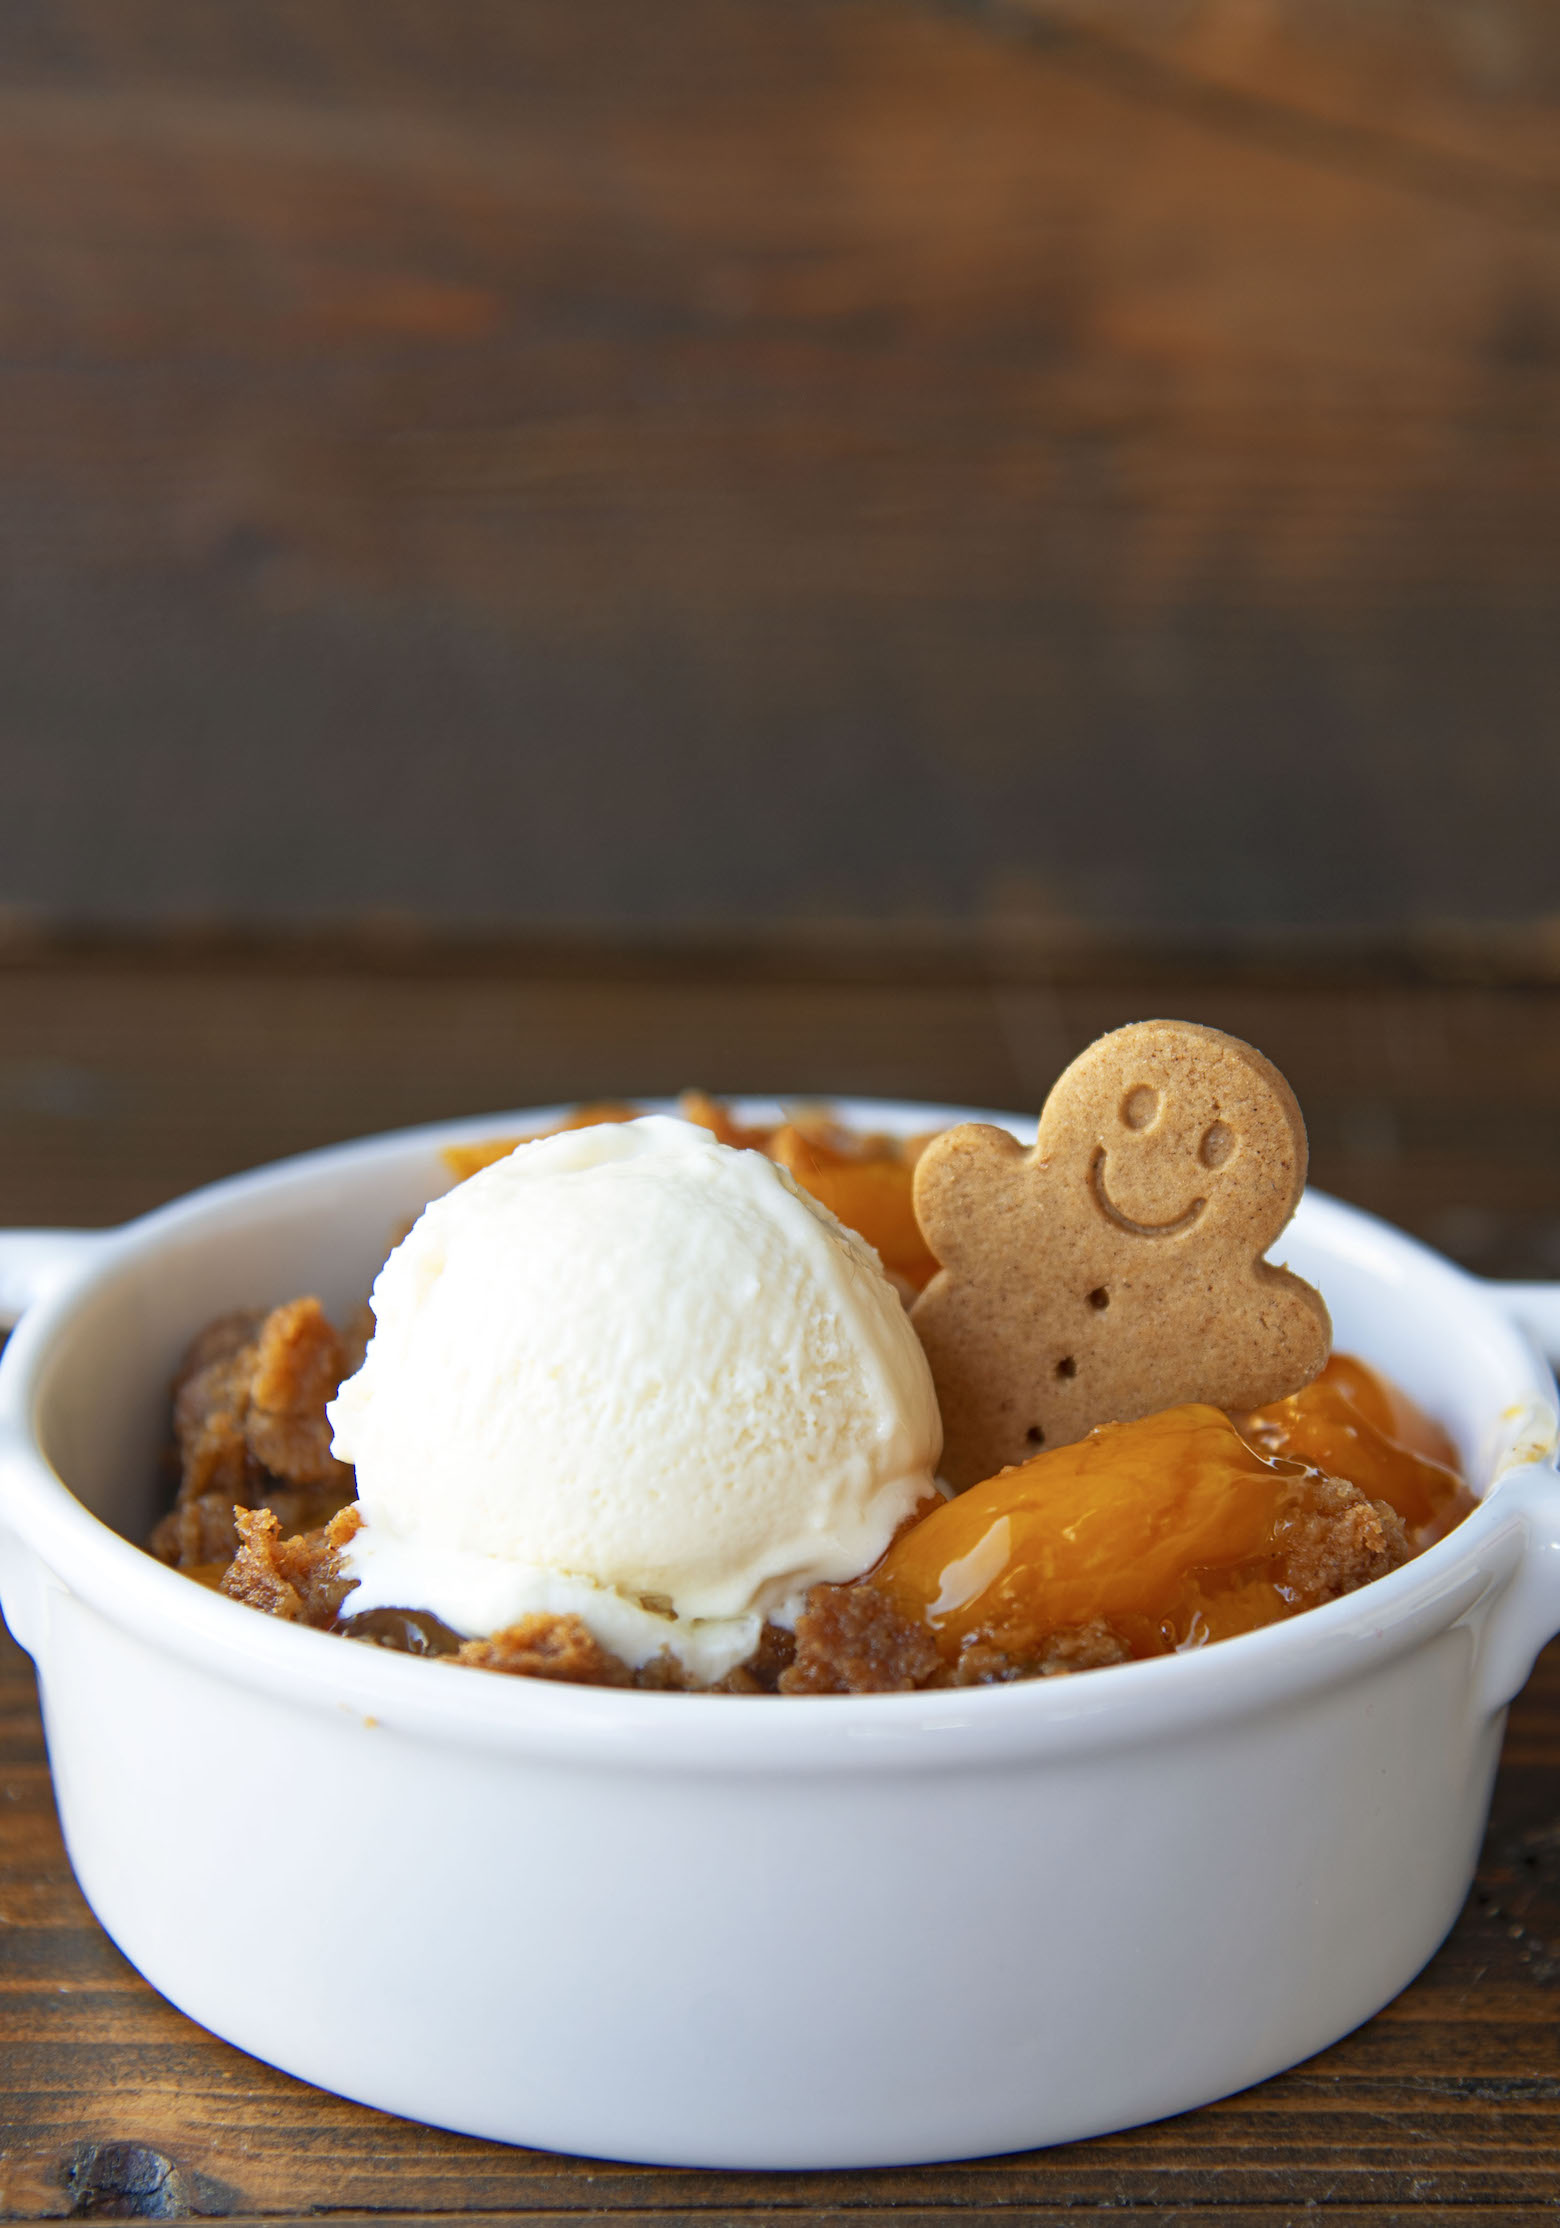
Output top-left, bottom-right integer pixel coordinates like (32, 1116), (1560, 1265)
(1, 1096), (1556, 1775)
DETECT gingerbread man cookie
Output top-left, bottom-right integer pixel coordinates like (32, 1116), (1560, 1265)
(911, 1020), (1331, 1490)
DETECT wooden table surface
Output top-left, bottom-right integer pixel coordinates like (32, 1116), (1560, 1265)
(3, 951), (1560, 2222)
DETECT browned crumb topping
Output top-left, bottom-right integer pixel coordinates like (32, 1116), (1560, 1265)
(245, 1299), (356, 1484)
(943, 1620), (1131, 1686)
(454, 1614), (633, 1686)
(1274, 1472), (1410, 1603)
(153, 1490), (255, 1575)
(221, 1504), (362, 1628)
(779, 1581), (942, 1694)
(150, 1298), (359, 1572)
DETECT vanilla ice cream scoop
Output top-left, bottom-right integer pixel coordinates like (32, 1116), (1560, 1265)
(328, 1116), (942, 1682)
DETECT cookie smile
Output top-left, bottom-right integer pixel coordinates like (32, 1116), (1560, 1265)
(1088, 1148), (1206, 1238)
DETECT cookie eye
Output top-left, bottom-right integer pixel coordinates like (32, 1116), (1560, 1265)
(1199, 1121), (1234, 1169)
(1121, 1086), (1159, 1130)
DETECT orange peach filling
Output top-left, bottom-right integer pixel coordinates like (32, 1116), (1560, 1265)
(872, 1360), (1473, 1668)
(1241, 1354), (1472, 1550)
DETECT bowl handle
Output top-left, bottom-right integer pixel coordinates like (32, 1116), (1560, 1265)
(1478, 1280), (1560, 1712)
(0, 1480), (48, 1658)
(0, 1228), (108, 1331)
(1, 1230), (109, 1655)
(1487, 1281), (1560, 1369)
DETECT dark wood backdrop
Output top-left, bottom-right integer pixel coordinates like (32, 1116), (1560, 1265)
(0, 0), (1557, 942)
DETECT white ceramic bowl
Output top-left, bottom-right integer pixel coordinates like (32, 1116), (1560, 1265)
(3, 1098), (1560, 2171)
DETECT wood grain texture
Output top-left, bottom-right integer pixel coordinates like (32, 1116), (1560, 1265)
(1, 956), (1560, 2218)
(0, 1), (1555, 934)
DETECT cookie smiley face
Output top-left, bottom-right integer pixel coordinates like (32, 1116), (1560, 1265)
(1088, 1083), (1224, 1236)
(1051, 1026), (1309, 1255)
(911, 1021), (1331, 1491)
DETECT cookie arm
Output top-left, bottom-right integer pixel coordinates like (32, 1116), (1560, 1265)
(911, 1124), (1032, 1276)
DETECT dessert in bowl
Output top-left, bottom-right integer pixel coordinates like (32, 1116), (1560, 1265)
(147, 1070), (1473, 1697)
(2, 1049), (1560, 2166)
